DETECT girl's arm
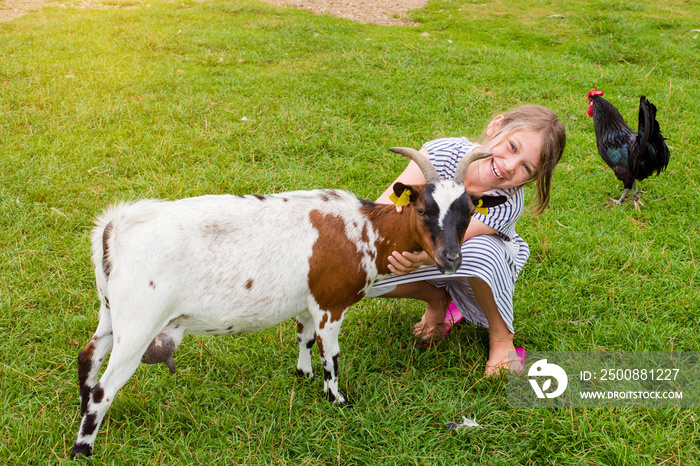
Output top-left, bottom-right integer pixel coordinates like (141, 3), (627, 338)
(463, 217), (497, 241)
(386, 216), (497, 275)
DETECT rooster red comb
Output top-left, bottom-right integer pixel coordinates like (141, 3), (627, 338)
(588, 86), (604, 98)
(587, 86), (605, 116)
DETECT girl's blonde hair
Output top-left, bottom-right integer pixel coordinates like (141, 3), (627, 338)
(480, 104), (566, 216)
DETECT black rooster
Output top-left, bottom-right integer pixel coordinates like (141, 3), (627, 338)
(587, 87), (670, 209)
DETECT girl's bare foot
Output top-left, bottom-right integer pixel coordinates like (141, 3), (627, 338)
(485, 342), (522, 376)
(413, 306), (447, 344)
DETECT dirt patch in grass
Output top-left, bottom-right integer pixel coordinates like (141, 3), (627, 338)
(260, 0), (427, 26)
(0, 0), (427, 25)
(0, 0), (139, 22)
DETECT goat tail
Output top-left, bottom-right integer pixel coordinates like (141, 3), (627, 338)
(92, 203), (124, 284)
(91, 200), (162, 286)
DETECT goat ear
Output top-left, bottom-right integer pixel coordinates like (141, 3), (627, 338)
(472, 195), (508, 208)
(392, 182), (420, 205)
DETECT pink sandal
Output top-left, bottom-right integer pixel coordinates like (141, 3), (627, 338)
(443, 302), (465, 336)
(515, 347), (527, 368)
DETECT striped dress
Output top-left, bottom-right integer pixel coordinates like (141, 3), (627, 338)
(365, 137), (530, 333)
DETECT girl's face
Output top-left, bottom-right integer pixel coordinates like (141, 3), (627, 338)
(466, 116), (543, 193)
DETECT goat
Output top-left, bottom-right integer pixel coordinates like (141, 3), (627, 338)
(71, 147), (506, 457)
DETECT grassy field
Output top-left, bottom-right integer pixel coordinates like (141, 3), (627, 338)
(1, 0), (699, 463)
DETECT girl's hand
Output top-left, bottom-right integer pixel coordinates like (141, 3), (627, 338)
(387, 251), (432, 275)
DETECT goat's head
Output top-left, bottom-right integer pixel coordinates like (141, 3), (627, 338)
(389, 147), (507, 275)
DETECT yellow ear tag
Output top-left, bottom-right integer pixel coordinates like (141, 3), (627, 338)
(474, 199), (488, 216)
(389, 188), (412, 207)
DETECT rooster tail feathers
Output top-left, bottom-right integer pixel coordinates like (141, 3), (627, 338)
(637, 96), (659, 141)
(632, 96), (670, 179)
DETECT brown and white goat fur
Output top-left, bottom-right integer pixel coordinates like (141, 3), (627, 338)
(71, 147), (506, 457)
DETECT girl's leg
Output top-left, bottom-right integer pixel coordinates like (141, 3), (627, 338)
(379, 281), (450, 340)
(467, 276), (519, 375)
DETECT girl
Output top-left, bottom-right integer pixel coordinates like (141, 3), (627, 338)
(366, 105), (566, 375)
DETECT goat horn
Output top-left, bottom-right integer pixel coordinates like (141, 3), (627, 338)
(389, 147), (440, 184)
(453, 151), (493, 185)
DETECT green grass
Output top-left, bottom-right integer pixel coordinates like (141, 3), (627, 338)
(1, 0), (699, 463)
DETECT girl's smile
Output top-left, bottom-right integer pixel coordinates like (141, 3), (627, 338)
(490, 158), (506, 181)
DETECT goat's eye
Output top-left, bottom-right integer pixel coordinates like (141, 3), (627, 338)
(416, 208), (425, 216)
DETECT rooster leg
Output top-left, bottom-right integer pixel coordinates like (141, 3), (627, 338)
(631, 181), (646, 197)
(611, 188), (630, 206)
(631, 181), (645, 210)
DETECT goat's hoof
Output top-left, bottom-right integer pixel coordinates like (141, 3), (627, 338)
(70, 443), (93, 459)
(325, 391), (351, 406)
(295, 368), (314, 381)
